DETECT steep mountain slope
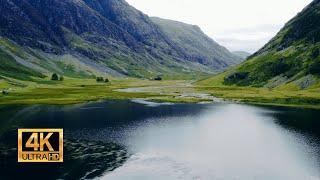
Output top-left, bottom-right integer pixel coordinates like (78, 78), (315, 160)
(151, 17), (243, 69)
(201, 0), (320, 89)
(0, 0), (239, 80)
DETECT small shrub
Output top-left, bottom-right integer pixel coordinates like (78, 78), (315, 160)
(96, 77), (104, 82)
(59, 76), (64, 81)
(51, 73), (59, 81)
(154, 76), (162, 81)
(2, 90), (9, 95)
(104, 78), (109, 83)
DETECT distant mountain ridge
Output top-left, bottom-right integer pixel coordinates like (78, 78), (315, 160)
(0, 0), (241, 80)
(232, 51), (251, 60)
(151, 17), (243, 69)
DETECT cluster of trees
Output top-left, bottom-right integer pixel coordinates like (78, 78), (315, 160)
(50, 73), (111, 83)
(96, 77), (109, 83)
(51, 73), (64, 81)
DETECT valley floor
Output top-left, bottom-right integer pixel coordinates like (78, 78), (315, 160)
(195, 86), (320, 109)
(1, 77), (320, 109)
(0, 77), (203, 105)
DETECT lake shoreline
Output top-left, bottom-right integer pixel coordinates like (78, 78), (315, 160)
(1, 95), (320, 110)
(1, 78), (320, 109)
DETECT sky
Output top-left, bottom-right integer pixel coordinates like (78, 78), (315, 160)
(126, 0), (312, 53)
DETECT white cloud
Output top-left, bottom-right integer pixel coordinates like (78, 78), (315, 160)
(126, 0), (312, 53)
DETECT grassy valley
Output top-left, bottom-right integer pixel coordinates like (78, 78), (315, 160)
(0, 76), (206, 105)
(1, 0), (320, 109)
(2, 72), (320, 109)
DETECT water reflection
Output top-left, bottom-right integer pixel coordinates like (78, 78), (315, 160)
(103, 104), (320, 180)
(0, 101), (319, 179)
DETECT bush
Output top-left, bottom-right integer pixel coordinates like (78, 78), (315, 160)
(2, 90), (9, 95)
(96, 77), (104, 82)
(224, 72), (249, 85)
(154, 76), (162, 81)
(104, 78), (109, 83)
(308, 61), (320, 75)
(51, 73), (59, 81)
(263, 59), (290, 77)
(59, 76), (64, 81)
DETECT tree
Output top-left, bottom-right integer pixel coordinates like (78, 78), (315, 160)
(51, 73), (59, 81)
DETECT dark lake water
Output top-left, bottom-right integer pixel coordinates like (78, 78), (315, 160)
(0, 100), (319, 179)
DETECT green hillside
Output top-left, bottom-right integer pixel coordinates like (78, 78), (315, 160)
(0, 48), (44, 80)
(201, 0), (320, 90)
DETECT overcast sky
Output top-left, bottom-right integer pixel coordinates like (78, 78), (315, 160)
(126, 0), (312, 53)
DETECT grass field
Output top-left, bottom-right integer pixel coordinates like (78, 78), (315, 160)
(196, 72), (320, 109)
(1, 75), (320, 109)
(0, 76), (202, 105)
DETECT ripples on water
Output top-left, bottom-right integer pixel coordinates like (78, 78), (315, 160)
(0, 101), (319, 180)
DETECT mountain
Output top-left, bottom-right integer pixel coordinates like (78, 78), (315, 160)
(151, 17), (243, 69)
(232, 51), (251, 60)
(0, 0), (239, 80)
(203, 0), (320, 89)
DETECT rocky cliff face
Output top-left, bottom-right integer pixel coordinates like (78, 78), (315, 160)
(0, 0), (137, 52)
(0, 0), (240, 79)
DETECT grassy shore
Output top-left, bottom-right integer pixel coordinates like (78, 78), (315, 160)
(0, 76), (201, 105)
(195, 86), (320, 109)
(1, 75), (320, 109)
(195, 73), (320, 109)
